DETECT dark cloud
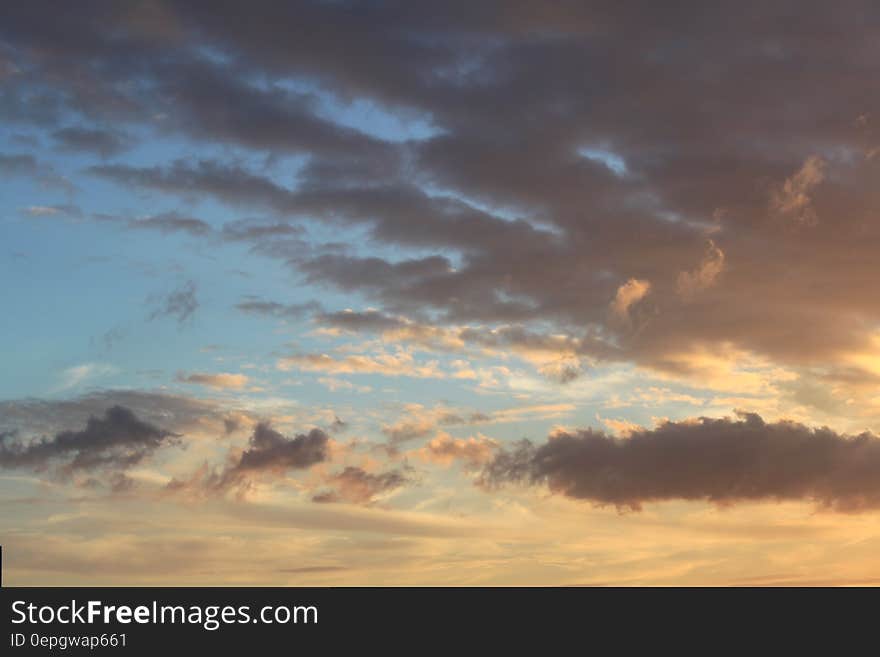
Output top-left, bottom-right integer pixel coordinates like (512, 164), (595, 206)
(313, 466), (410, 505)
(148, 280), (198, 325)
(167, 423), (330, 494)
(22, 204), (216, 241)
(52, 126), (132, 157)
(234, 296), (321, 319)
(88, 159), (298, 210)
(150, 55), (394, 160)
(4, 1), (880, 377)
(480, 413), (880, 512)
(221, 218), (303, 242)
(0, 405), (178, 477)
(0, 390), (246, 438)
(234, 424), (328, 473)
(38, 208), (212, 236)
(0, 151), (73, 193)
(129, 212), (211, 236)
(0, 152), (42, 175)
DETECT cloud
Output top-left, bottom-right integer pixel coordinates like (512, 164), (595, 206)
(0, 152), (74, 193)
(0, 390), (251, 439)
(0, 406), (178, 478)
(54, 363), (116, 392)
(129, 212), (212, 236)
(317, 377), (372, 394)
(9, 1), (875, 379)
(8, 0), (880, 586)
(233, 424), (328, 474)
(167, 423), (330, 494)
(176, 372), (250, 390)
(22, 204), (81, 218)
(25, 208), (212, 236)
(277, 351), (443, 379)
(234, 297), (320, 319)
(221, 218), (304, 242)
(481, 412), (880, 512)
(610, 278), (651, 322)
(382, 415), (437, 445)
(4, 7), (880, 413)
(148, 280), (198, 325)
(316, 309), (409, 332)
(417, 432), (499, 469)
(89, 159), (299, 211)
(381, 402), (576, 447)
(598, 416), (644, 438)
(771, 155), (825, 225)
(677, 240), (725, 300)
(312, 466), (410, 505)
(306, 310), (613, 382)
(52, 126), (132, 157)
(537, 356), (584, 384)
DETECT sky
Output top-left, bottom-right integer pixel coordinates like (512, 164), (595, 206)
(3, 1), (880, 585)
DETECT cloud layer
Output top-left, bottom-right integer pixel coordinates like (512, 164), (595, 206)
(4, 1), (880, 380)
(5, 1), (880, 585)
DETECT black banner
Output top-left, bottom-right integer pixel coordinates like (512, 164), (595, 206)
(0, 585), (873, 653)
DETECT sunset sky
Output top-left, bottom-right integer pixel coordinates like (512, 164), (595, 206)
(4, 2), (880, 585)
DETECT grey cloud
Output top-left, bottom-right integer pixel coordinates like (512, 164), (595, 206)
(235, 424), (328, 473)
(0, 152), (74, 193)
(234, 296), (321, 319)
(88, 159), (295, 210)
(221, 218), (303, 242)
(0, 152), (42, 175)
(167, 423), (330, 494)
(52, 126), (133, 157)
(481, 412), (880, 512)
(129, 212), (212, 236)
(89, 158), (562, 256)
(40, 209), (213, 237)
(153, 56), (394, 160)
(0, 390), (245, 438)
(0, 405), (178, 477)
